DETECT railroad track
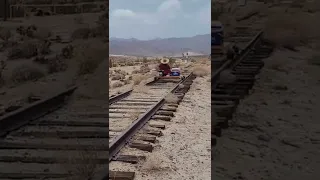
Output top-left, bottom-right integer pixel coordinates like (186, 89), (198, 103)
(108, 73), (196, 180)
(0, 86), (113, 180)
(211, 29), (274, 147)
(212, 26), (262, 69)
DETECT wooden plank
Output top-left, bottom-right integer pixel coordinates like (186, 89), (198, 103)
(141, 129), (163, 137)
(0, 150), (108, 164)
(29, 120), (108, 127)
(136, 136), (156, 143)
(152, 115), (172, 121)
(0, 163), (71, 179)
(116, 155), (146, 164)
(0, 139), (108, 150)
(109, 171), (135, 180)
(129, 142), (153, 152)
(12, 129), (109, 138)
(148, 123), (165, 129)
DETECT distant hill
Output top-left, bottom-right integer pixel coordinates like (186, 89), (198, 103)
(109, 34), (210, 56)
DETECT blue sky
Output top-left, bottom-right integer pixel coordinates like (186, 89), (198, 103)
(109, 0), (211, 40)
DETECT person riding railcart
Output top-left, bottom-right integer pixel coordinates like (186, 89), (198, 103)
(157, 58), (184, 80)
(158, 58), (171, 76)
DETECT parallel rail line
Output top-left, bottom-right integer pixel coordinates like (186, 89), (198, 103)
(211, 27), (274, 146)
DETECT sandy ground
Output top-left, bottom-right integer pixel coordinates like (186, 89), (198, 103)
(110, 74), (211, 180)
(212, 48), (320, 179)
(138, 76), (211, 180)
(0, 12), (107, 113)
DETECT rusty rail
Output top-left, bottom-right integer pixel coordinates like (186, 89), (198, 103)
(211, 31), (263, 85)
(0, 86), (77, 137)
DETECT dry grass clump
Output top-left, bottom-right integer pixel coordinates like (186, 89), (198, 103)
(178, 84), (184, 89)
(131, 69), (140, 74)
(164, 93), (179, 104)
(65, 149), (99, 180)
(110, 69), (127, 80)
(110, 74), (125, 80)
(7, 40), (51, 60)
(74, 45), (107, 75)
(125, 61), (134, 66)
(140, 151), (174, 171)
(7, 40), (38, 59)
(16, 25), (51, 40)
(132, 84), (151, 94)
(11, 64), (45, 83)
(192, 65), (210, 77)
(47, 55), (68, 73)
(0, 28), (12, 42)
(128, 111), (141, 121)
(111, 81), (124, 88)
(119, 77), (131, 85)
(113, 69), (127, 75)
(61, 45), (74, 59)
(132, 74), (145, 85)
(139, 64), (150, 74)
(32, 27), (52, 40)
(71, 28), (91, 40)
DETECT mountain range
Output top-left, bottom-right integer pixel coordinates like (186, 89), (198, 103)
(109, 34), (210, 57)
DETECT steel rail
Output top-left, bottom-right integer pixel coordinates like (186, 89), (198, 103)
(211, 31), (264, 85)
(0, 86), (77, 137)
(109, 77), (163, 104)
(109, 90), (132, 105)
(108, 73), (193, 162)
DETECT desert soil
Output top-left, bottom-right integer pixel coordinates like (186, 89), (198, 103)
(213, 48), (320, 180)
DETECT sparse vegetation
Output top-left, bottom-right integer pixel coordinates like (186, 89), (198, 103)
(11, 64), (45, 83)
(75, 45), (107, 75)
(111, 81), (124, 88)
(132, 74), (145, 85)
(47, 55), (68, 73)
(192, 65), (210, 77)
(65, 149), (99, 180)
(164, 93), (179, 104)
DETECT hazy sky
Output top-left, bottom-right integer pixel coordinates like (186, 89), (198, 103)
(109, 0), (210, 40)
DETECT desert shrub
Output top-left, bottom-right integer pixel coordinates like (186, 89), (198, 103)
(71, 28), (91, 40)
(192, 65), (210, 77)
(7, 41), (38, 59)
(111, 81), (124, 88)
(164, 93), (179, 103)
(132, 74), (145, 85)
(11, 64), (45, 83)
(47, 55), (68, 73)
(76, 47), (107, 75)
(0, 28), (12, 42)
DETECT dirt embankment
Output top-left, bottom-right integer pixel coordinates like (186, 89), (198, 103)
(213, 1), (320, 179)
